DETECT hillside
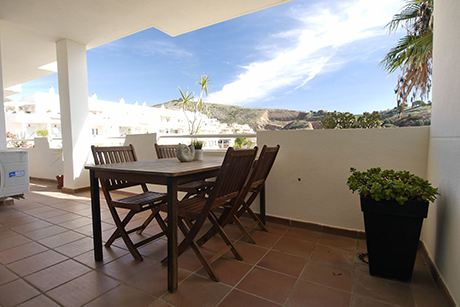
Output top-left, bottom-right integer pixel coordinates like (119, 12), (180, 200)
(153, 101), (431, 131)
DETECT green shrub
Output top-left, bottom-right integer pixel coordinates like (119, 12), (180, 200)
(347, 167), (439, 205)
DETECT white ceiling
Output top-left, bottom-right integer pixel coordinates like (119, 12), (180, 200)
(0, 0), (290, 91)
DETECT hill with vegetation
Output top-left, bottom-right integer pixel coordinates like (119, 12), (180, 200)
(153, 100), (431, 131)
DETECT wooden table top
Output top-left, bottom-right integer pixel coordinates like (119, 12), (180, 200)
(85, 156), (224, 177)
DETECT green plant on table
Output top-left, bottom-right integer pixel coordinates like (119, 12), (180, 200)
(191, 139), (204, 149)
(347, 167), (439, 205)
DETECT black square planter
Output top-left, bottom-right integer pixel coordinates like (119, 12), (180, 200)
(360, 196), (429, 282)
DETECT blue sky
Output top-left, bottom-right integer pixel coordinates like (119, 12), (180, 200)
(14, 0), (405, 114)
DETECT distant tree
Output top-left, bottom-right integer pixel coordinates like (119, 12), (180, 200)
(234, 137), (252, 149)
(36, 129), (49, 137)
(322, 111), (382, 129)
(356, 112), (382, 129)
(380, 0), (433, 113)
(321, 112), (357, 129)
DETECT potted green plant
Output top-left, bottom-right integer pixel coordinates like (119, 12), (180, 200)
(347, 167), (439, 282)
(192, 139), (204, 161)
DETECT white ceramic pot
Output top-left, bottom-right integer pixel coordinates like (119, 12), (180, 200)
(194, 149), (203, 161)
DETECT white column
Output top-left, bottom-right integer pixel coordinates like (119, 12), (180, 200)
(0, 31), (8, 150)
(56, 39), (90, 190)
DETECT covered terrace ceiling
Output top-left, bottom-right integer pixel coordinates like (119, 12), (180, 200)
(0, 0), (290, 95)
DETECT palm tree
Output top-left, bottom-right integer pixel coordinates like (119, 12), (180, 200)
(380, 0), (433, 112)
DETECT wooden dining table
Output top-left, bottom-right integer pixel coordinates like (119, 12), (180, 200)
(85, 156), (224, 293)
(86, 154), (268, 293)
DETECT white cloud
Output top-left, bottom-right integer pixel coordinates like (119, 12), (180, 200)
(208, 0), (403, 105)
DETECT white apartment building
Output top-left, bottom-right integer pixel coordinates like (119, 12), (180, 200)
(4, 87), (255, 148)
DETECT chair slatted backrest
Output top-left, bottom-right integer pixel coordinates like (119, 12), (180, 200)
(209, 147), (258, 208)
(91, 144), (145, 192)
(187, 147), (257, 239)
(250, 145), (280, 189)
(155, 144), (178, 159)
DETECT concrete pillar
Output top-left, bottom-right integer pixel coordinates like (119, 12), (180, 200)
(56, 39), (90, 191)
(0, 31), (8, 150)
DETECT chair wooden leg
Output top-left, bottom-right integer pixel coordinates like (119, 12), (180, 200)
(233, 215), (256, 244)
(136, 208), (157, 235)
(106, 209), (136, 247)
(237, 201), (268, 232)
(196, 207), (232, 246)
(189, 240), (220, 282)
(107, 206), (143, 261)
(208, 212), (243, 261)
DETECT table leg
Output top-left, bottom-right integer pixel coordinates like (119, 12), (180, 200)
(167, 177), (178, 293)
(260, 183), (266, 225)
(90, 170), (103, 261)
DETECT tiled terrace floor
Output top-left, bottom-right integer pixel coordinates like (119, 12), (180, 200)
(0, 180), (449, 307)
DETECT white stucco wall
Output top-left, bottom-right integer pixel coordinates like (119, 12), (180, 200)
(258, 127), (430, 230)
(423, 0), (460, 304)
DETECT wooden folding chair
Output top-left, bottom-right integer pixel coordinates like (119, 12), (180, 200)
(91, 144), (168, 261)
(198, 145), (280, 245)
(161, 147), (258, 281)
(155, 143), (213, 198)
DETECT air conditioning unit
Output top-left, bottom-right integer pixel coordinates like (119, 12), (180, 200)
(0, 150), (30, 199)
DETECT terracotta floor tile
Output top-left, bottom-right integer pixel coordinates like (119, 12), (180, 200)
(318, 233), (358, 250)
(10, 220), (53, 234)
(23, 225), (68, 240)
(216, 223), (245, 240)
(162, 273), (231, 307)
(25, 259), (91, 292)
(7, 250), (68, 276)
(37, 230), (85, 248)
(0, 279), (41, 307)
(15, 294), (61, 307)
(218, 289), (281, 307)
(200, 235), (229, 254)
(283, 227), (320, 243)
(353, 264), (415, 307)
(74, 246), (128, 269)
(411, 284), (449, 307)
(46, 271), (119, 307)
(239, 230), (281, 248)
(225, 241), (268, 265)
(178, 247), (216, 272)
(150, 299), (178, 307)
(351, 294), (395, 307)
(300, 259), (353, 292)
(257, 250), (307, 277)
(287, 280), (351, 307)
(272, 236), (315, 258)
(84, 284), (157, 307)
(0, 215), (40, 227)
(357, 239), (367, 252)
(411, 263), (437, 288)
(54, 237), (94, 257)
(0, 234), (32, 252)
(139, 239), (168, 261)
(58, 216), (92, 229)
(0, 241), (48, 264)
(196, 256), (253, 286)
(74, 222), (115, 236)
(31, 208), (68, 219)
(126, 262), (191, 297)
(262, 222), (289, 236)
(237, 267), (296, 304)
(0, 229), (20, 240)
(45, 212), (82, 224)
(98, 253), (157, 281)
(310, 245), (355, 268)
(0, 265), (18, 285)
